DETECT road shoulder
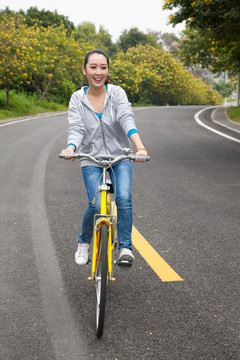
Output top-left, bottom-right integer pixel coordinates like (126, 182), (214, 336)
(212, 107), (240, 134)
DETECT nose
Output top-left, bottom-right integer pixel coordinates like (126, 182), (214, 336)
(96, 66), (102, 74)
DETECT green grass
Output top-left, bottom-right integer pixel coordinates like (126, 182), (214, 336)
(226, 98), (236, 103)
(227, 106), (240, 123)
(0, 90), (67, 120)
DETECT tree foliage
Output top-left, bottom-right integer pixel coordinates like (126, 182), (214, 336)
(118, 27), (159, 52)
(179, 26), (215, 69)
(155, 31), (179, 58)
(0, 12), (91, 107)
(75, 22), (117, 57)
(211, 79), (233, 98)
(111, 45), (222, 105)
(0, 13), (31, 108)
(163, 0), (240, 74)
(163, 0), (240, 41)
(0, 8), (223, 108)
(0, 6), (75, 34)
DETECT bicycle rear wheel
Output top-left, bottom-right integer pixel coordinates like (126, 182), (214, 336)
(95, 223), (108, 338)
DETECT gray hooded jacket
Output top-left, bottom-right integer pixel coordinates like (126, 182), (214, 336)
(67, 84), (137, 167)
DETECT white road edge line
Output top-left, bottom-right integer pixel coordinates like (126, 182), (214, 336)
(0, 111), (67, 127)
(211, 108), (240, 134)
(0, 108), (148, 127)
(194, 106), (240, 144)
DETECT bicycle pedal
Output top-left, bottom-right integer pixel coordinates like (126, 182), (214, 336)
(117, 260), (133, 268)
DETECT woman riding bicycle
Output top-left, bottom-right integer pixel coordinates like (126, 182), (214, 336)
(61, 49), (148, 266)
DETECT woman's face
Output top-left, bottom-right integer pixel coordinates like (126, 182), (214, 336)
(83, 53), (109, 89)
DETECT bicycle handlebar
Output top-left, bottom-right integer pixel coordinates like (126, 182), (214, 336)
(59, 152), (150, 165)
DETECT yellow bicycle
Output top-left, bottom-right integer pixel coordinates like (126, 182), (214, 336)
(60, 150), (149, 337)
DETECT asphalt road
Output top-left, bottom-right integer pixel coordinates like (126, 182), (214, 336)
(0, 107), (239, 360)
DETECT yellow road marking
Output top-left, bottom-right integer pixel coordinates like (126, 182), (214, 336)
(112, 202), (183, 282)
(132, 226), (183, 282)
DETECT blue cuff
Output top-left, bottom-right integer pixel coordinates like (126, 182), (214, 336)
(67, 143), (76, 151)
(127, 129), (138, 138)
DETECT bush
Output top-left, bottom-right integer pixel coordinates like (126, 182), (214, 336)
(50, 80), (77, 105)
(111, 45), (223, 106)
(0, 90), (66, 119)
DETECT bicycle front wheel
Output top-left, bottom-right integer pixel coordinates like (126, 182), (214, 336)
(95, 223), (108, 338)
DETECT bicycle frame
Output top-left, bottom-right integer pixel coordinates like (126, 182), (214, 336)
(90, 165), (116, 281)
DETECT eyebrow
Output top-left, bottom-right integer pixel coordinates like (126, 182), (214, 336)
(89, 62), (108, 66)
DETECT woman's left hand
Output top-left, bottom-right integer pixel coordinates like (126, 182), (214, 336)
(134, 148), (148, 162)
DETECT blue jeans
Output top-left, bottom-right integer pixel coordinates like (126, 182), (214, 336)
(78, 160), (133, 250)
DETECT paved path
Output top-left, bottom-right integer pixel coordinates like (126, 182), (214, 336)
(1, 106), (239, 359)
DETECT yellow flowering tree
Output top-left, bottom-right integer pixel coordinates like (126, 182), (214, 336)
(0, 12), (91, 107)
(110, 53), (142, 102)
(111, 45), (222, 105)
(0, 11), (222, 108)
(25, 25), (91, 101)
(0, 13), (32, 108)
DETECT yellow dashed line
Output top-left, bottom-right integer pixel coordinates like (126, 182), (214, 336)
(112, 202), (183, 282)
(132, 226), (183, 282)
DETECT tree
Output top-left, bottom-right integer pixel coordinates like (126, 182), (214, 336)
(0, 13), (31, 108)
(97, 26), (117, 57)
(118, 27), (159, 52)
(0, 12), (91, 106)
(163, 0), (240, 43)
(0, 7), (75, 34)
(178, 26), (215, 70)
(23, 7), (74, 34)
(163, 0), (240, 74)
(155, 31), (180, 58)
(75, 22), (117, 57)
(211, 79), (233, 98)
(111, 45), (222, 105)
(75, 22), (97, 43)
(25, 25), (91, 101)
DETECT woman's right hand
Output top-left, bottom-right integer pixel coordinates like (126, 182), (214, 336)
(61, 145), (76, 161)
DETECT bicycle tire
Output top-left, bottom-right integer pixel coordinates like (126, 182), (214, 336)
(95, 223), (108, 338)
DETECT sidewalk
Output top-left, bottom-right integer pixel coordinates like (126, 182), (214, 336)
(212, 107), (240, 134)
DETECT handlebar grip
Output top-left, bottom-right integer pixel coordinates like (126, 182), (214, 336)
(129, 155), (150, 161)
(59, 153), (79, 158)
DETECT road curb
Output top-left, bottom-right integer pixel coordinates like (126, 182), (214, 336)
(211, 107), (240, 134)
(194, 106), (240, 144)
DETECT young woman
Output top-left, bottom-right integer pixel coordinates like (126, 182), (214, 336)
(61, 49), (148, 266)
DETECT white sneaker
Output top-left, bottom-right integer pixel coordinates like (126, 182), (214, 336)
(75, 243), (89, 265)
(118, 248), (135, 267)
